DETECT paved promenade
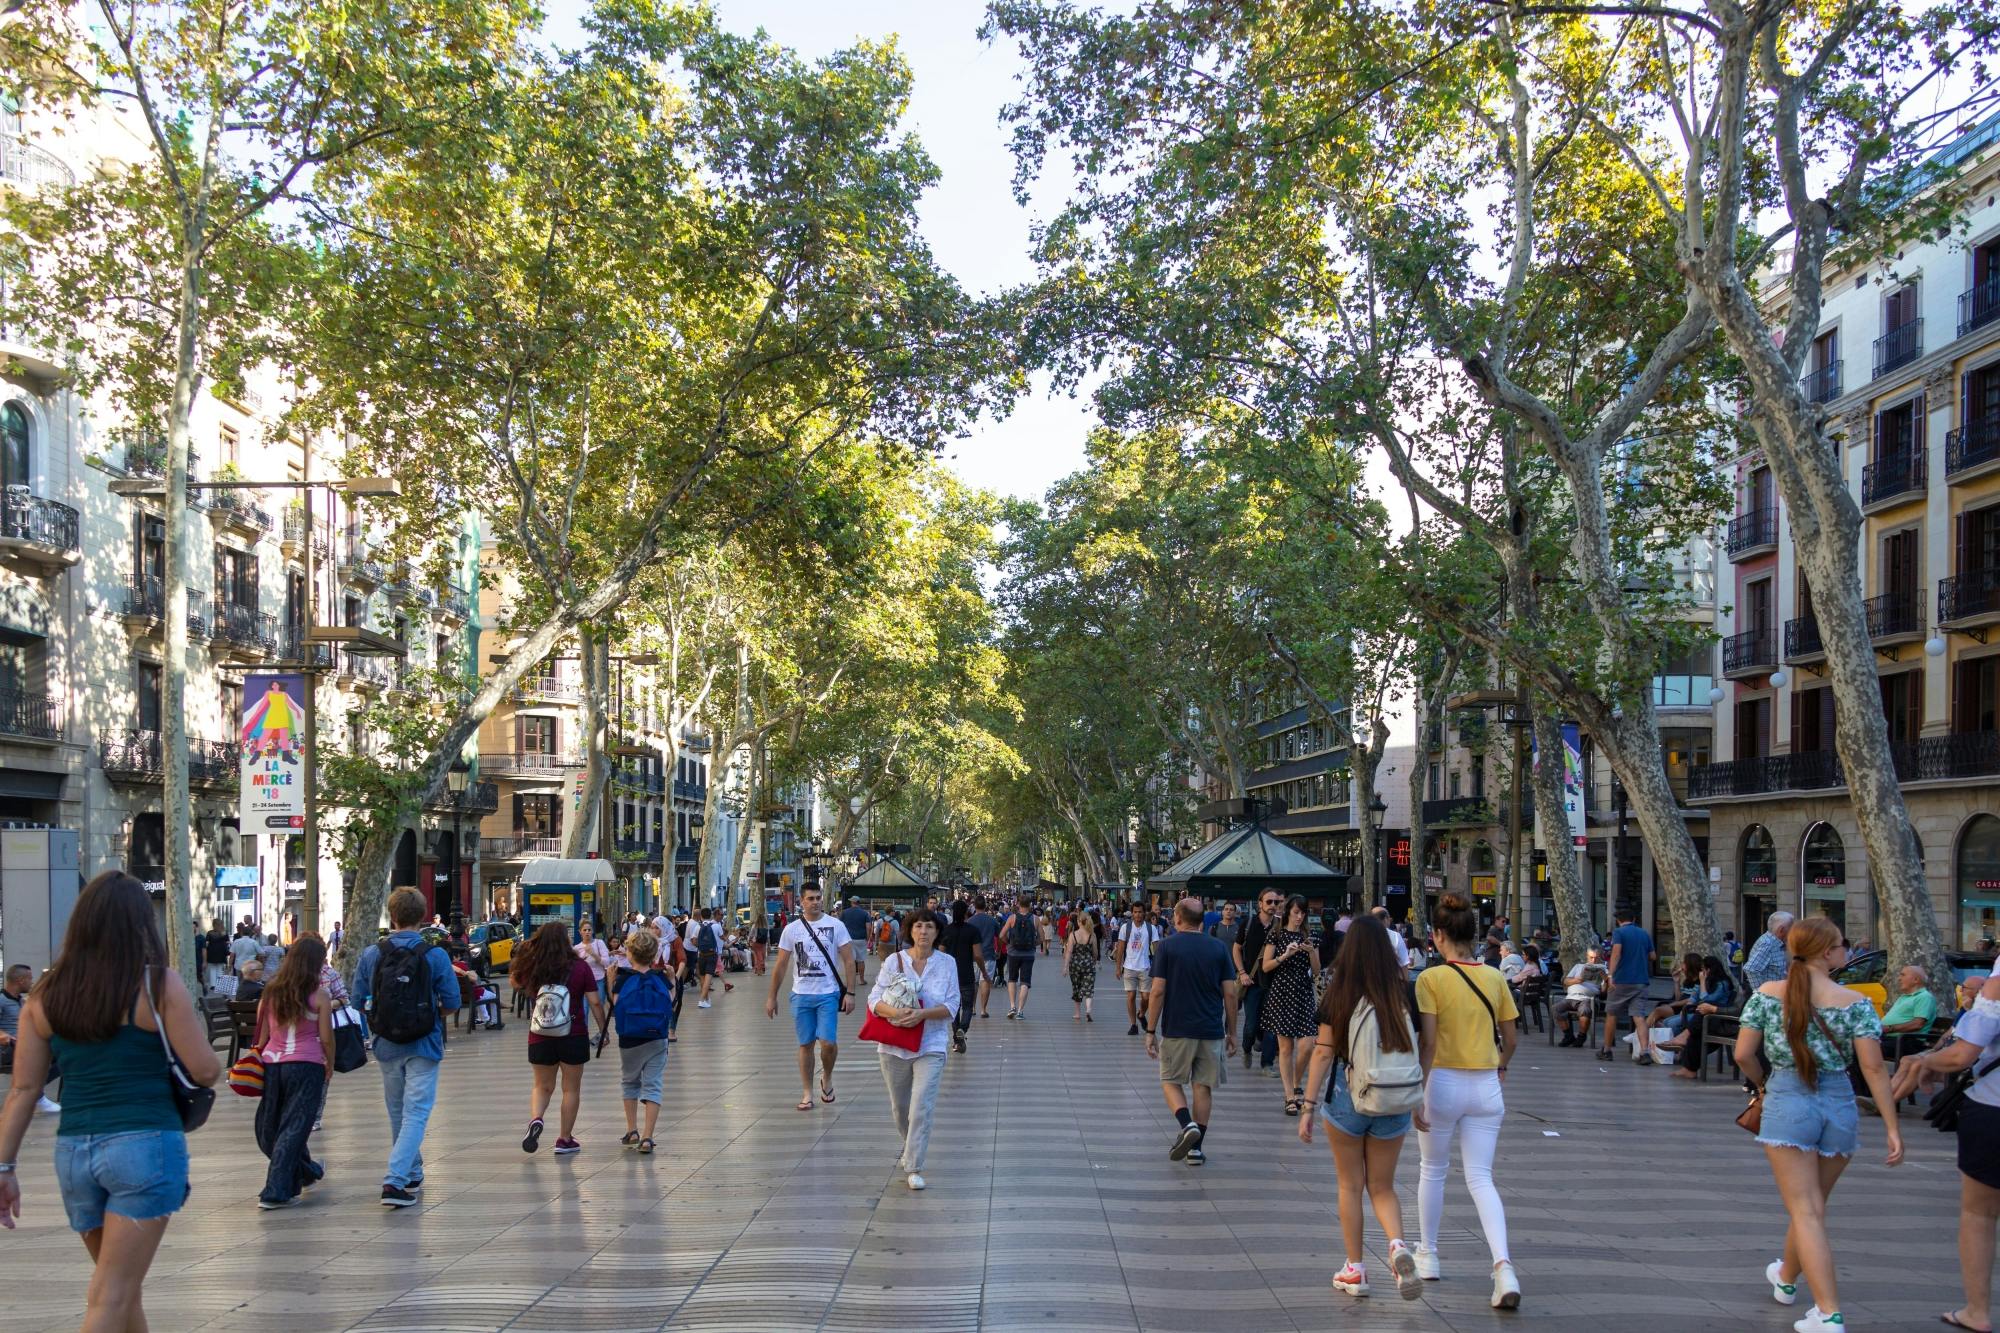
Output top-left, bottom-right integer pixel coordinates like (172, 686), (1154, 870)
(2, 958), (1966, 1332)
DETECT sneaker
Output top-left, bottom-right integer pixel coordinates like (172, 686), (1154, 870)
(1184, 1145), (1205, 1165)
(380, 1185), (418, 1208)
(906, 1172), (926, 1191)
(697, 999), (712, 1009)
(1388, 1241), (1421, 1300)
(1413, 1247), (1441, 1281)
(404, 1178), (422, 1191)
(256, 1196), (297, 1210)
(1169, 1122), (1203, 1161)
(1128, 1023), (1139, 1036)
(1636, 1053), (1655, 1067)
(1332, 1262), (1370, 1297)
(1793, 1310), (1843, 1333)
(553, 1137), (581, 1155)
(522, 1118), (544, 1154)
(1490, 1260), (1521, 1309)
(1765, 1260), (1799, 1306)
(34, 1096), (60, 1114)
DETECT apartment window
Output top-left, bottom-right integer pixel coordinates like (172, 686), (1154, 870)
(219, 423), (239, 469)
(1877, 284), (1922, 375)
(1448, 770), (1461, 799)
(1747, 464), (1773, 514)
(434, 632), (452, 670)
(1955, 655), (1998, 735)
(1735, 696), (1772, 760)
(1874, 398), (1920, 469)
(1745, 577), (1773, 634)
(1969, 361), (2000, 433)
(1884, 527), (1920, 604)
(343, 594), (362, 628)
(136, 660), (162, 733)
(1813, 328), (1838, 373)
(1, 401), (28, 489)
(133, 513), (165, 586)
(214, 547), (257, 609)
(1792, 687), (1835, 754)
(520, 715), (557, 756)
(1427, 762), (1441, 801)
(220, 679), (241, 732)
(347, 710), (364, 754)
(1470, 759), (1486, 800)
(1961, 501), (2000, 578)
(1881, 670), (1923, 743)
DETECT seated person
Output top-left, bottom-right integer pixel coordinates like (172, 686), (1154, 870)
(451, 957), (504, 1029)
(1553, 949), (1607, 1047)
(1498, 943), (1527, 982)
(234, 958), (266, 1007)
(1666, 956), (1736, 1076)
(1881, 964), (1938, 1037)
(1643, 952), (1706, 1041)
(1510, 944), (1544, 988)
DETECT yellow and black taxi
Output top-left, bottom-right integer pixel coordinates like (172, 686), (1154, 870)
(466, 920), (517, 977)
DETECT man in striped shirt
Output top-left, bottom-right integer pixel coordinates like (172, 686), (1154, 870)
(1743, 911), (1794, 990)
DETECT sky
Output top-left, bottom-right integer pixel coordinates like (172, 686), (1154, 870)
(542, 0), (1098, 510)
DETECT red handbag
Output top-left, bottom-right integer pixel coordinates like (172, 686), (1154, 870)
(858, 954), (925, 1052)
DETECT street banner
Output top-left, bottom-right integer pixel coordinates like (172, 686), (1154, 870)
(1532, 721), (1590, 850)
(740, 823), (762, 901)
(240, 673), (307, 834)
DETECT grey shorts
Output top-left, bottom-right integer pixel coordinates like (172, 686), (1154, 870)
(1604, 983), (1648, 1018)
(1120, 968), (1151, 993)
(619, 1040), (667, 1104)
(1158, 1036), (1227, 1088)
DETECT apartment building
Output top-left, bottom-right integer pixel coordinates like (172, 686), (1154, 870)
(1699, 113), (2000, 953)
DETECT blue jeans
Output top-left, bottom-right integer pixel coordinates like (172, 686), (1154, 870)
(378, 1051), (441, 1188)
(1240, 985), (1277, 1068)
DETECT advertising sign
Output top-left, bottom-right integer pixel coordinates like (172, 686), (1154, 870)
(239, 673), (307, 834)
(1531, 721), (1589, 850)
(739, 823), (763, 900)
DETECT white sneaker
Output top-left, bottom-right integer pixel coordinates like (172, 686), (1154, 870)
(906, 1172), (926, 1191)
(1413, 1247), (1441, 1281)
(1331, 1262), (1369, 1297)
(697, 999), (712, 1009)
(1388, 1240), (1422, 1300)
(1792, 1309), (1844, 1332)
(1490, 1260), (1521, 1309)
(35, 1096), (60, 1114)
(1765, 1259), (1800, 1306)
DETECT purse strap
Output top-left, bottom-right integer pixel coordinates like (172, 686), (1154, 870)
(1447, 962), (1504, 1053)
(803, 921), (850, 1002)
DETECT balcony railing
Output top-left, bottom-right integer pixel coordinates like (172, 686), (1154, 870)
(614, 768), (665, 795)
(98, 729), (240, 784)
(1783, 616), (1823, 659)
(479, 834), (565, 860)
(210, 601), (279, 655)
(123, 434), (166, 478)
(0, 685), (58, 741)
(1721, 628), (1777, 674)
(426, 779), (500, 815)
(1948, 417), (2000, 477)
(1691, 732), (2000, 797)
(1800, 360), (1843, 405)
(338, 649), (397, 690)
(613, 838), (665, 861)
(0, 134), (74, 189)
(0, 490), (80, 558)
(1872, 319), (1923, 378)
(512, 676), (580, 703)
(672, 778), (709, 802)
(277, 625), (335, 668)
(1864, 588), (1925, 640)
(479, 750), (586, 777)
(1420, 797), (1495, 826)
(436, 585), (471, 621)
(207, 488), (272, 535)
(1961, 275), (2000, 338)
(1726, 507), (1779, 557)
(1861, 450), (1926, 507)
(122, 580), (211, 639)
(1940, 566), (2000, 624)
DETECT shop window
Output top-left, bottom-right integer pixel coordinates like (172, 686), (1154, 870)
(1741, 824), (1777, 889)
(1957, 814), (2000, 952)
(1801, 822), (1847, 934)
(1, 401), (29, 489)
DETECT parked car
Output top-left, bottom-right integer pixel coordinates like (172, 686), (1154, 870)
(1833, 947), (1995, 1015)
(466, 920), (517, 978)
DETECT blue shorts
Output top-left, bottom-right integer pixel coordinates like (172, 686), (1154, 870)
(53, 1130), (190, 1233)
(1319, 1067), (1413, 1140)
(1759, 1067), (1859, 1157)
(791, 991), (840, 1046)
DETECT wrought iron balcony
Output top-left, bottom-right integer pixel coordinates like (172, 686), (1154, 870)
(276, 625), (335, 668)
(1940, 566), (2000, 626)
(512, 676), (580, 703)
(1800, 360), (1843, 405)
(1872, 319), (1923, 378)
(613, 838), (664, 862)
(97, 729), (239, 785)
(1689, 733), (2000, 798)
(479, 750), (586, 778)
(1783, 616), (1824, 660)
(0, 685), (58, 741)
(1947, 417), (2000, 478)
(1861, 450), (1926, 508)
(210, 601), (279, 655)
(479, 834), (565, 860)
(672, 778), (709, 802)
(1961, 274), (2000, 338)
(0, 490), (81, 569)
(207, 487), (272, 536)
(122, 433), (166, 478)
(1863, 588), (1925, 642)
(436, 584), (471, 621)
(1726, 507), (1779, 558)
(121, 580), (210, 639)
(1721, 628), (1777, 676)
(1420, 797), (1495, 826)
(0, 133), (74, 189)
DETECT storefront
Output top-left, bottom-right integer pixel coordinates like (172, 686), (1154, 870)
(1740, 824), (1777, 940)
(1800, 821), (1847, 936)
(1958, 813), (2000, 952)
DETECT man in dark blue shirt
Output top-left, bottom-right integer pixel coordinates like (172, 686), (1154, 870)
(351, 888), (461, 1206)
(1602, 909), (1658, 1064)
(1147, 898), (1239, 1166)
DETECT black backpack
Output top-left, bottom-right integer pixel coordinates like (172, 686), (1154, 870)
(369, 939), (438, 1044)
(1008, 912), (1038, 953)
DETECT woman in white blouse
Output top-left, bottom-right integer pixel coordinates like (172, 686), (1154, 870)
(575, 918), (613, 1002)
(868, 907), (961, 1191)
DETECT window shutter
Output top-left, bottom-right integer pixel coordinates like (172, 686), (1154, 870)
(512, 794), (523, 831)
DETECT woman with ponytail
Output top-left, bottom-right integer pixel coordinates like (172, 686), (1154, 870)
(1735, 915), (1902, 1332)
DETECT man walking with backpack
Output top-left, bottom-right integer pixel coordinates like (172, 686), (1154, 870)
(685, 909), (724, 1010)
(1001, 898), (1039, 1020)
(351, 888), (461, 1207)
(1147, 898), (1239, 1165)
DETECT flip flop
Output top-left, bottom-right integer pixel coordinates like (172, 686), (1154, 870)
(1942, 1312), (1993, 1331)
(821, 1085), (836, 1104)
(797, 1098), (814, 1112)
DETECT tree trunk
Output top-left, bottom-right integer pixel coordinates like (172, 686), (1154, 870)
(564, 627), (608, 860)
(1597, 709), (1721, 959)
(160, 256), (203, 988)
(727, 739), (763, 912)
(1529, 706), (1593, 970)
(1353, 717), (1389, 908)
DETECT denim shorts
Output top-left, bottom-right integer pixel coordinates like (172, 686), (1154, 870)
(1320, 1067), (1413, 1140)
(791, 991), (840, 1045)
(53, 1130), (190, 1233)
(1759, 1067), (1859, 1157)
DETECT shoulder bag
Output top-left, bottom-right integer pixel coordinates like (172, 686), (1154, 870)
(148, 967), (217, 1131)
(858, 953), (925, 1052)
(1922, 1052), (2000, 1133)
(802, 921), (851, 1004)
(331, 1004), (369, 1073)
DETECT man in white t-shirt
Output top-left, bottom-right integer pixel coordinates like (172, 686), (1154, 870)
(1554, 948), (1608, 1048)
(1370, 906), (1411, 974)
(765, 884), (855, 1111)
(1116, 903), (1161, 1037)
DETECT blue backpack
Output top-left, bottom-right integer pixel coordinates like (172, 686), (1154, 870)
(613, 970), (673, 1041)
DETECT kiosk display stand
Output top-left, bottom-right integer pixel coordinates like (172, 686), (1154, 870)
(519, 858), (615, 944)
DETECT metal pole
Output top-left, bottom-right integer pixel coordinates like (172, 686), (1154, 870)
(1507, 677), (1528, 933)
(302, 437), (320, 937)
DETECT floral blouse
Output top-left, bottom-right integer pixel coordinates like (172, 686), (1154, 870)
(1740, 989), (1881, 1073)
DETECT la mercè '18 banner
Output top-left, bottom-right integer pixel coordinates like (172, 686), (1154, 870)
(240, 672), (308, 833)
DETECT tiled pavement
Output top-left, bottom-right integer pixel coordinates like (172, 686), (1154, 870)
(1, 958), (1967, 1332)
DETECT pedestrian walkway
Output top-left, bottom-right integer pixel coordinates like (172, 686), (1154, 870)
(1, 960), (1965, 1331)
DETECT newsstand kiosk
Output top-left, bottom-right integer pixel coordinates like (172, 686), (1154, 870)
(519, 858), (615, 943)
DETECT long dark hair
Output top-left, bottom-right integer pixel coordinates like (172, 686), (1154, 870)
(40, 871), (163, 1043)
(1279, 894), (1309, 932)
(1677, 952), (1703, 986)
(1315, 915), (1414, 1061)
(264, 934), (326, 1026)
(1701, 955), (1729, 990)
(511, 921), (580, 991)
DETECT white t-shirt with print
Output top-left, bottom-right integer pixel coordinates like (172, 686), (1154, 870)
(1119, 921), (1159, 973)
(779, 916), (854, 996)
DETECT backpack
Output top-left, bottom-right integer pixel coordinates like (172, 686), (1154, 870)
(531, 981), (574, 1037)
(698, 922), (719, 955)
(1008, 913), (1038, 953)
(1344, 999), (1426, 1116)
(613, 970), (672, 1042)
(368, 939), (439, 1044)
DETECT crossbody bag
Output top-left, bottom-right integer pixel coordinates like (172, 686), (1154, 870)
(802, 923), (850, 1004)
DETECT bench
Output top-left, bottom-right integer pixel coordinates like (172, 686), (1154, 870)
(225, 999), (261, 1066)
(1695, 1004), (1747, 1082)
(1515, 974), (1550, 1034)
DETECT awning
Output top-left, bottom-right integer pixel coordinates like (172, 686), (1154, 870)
(1147, 822), (1352, 900)
(520, 858), (617, 886)
(213, 865), (259, 888)
(844, 856), (934, 901)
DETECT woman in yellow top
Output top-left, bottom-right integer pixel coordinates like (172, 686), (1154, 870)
(1413, 894), (1521, 1310)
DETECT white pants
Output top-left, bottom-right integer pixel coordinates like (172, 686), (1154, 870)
(1417, 1067), (1510, 1265)
(878, 1050), (945, 1172)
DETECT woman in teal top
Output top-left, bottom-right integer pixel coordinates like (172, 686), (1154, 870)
(1734, 916), (1901, 1333)
(0, 872), (222, 1331)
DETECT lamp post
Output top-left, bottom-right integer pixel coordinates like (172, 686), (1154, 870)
(1367, 794), (1388, 912)
(446, 758), (470, 930)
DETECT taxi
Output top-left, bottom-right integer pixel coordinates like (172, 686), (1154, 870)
(467, 920), (517, 977)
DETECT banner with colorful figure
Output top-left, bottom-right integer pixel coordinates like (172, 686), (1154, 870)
(240, 672), (307, 833)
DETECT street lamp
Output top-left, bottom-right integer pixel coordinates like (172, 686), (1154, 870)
(445, 758), (470, 930)
(1367, 794), (1388, 912)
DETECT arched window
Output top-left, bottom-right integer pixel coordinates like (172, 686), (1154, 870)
(1958, 814), (2000, 952)
(1801, 822), (1847, 935)
(1741, 824), (1776, 887)
(1, 401), (29, 490)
